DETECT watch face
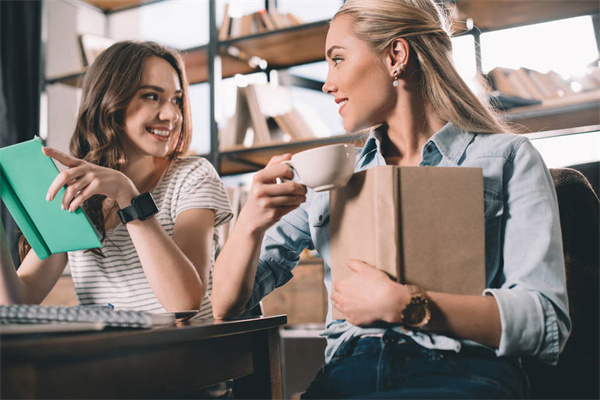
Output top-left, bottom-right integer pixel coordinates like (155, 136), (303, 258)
(132, 192), (158, 220)
(402, 293), (431, 328)
(404, 302), (428, 326)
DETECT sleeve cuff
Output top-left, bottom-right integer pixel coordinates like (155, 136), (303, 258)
(484, 287), (558, 363)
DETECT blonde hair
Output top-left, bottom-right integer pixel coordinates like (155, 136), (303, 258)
(334, 0), (510, 134)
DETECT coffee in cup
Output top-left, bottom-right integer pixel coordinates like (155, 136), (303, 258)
(283, 143), (356, 192)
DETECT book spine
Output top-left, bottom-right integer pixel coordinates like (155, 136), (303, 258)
(218, 3), (231, 41)
(374, 167), (400, 281)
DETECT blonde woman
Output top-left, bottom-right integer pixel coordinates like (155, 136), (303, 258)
(213, 0), (569, 397)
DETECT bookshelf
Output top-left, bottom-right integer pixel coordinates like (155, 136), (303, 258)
(220, 132), (367, 175)
(46, 21), (329, 86)
(454, 0), (598, 32)
(46, 0), (599, 176)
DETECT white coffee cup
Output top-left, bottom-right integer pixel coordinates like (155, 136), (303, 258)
(282, 143), (356, 192)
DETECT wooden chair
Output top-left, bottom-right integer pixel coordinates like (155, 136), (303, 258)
(523, 168), (599, 399)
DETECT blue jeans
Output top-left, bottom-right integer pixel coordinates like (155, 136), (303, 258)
(302, 329), (529, 399)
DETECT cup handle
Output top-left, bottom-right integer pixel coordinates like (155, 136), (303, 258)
(277, 160), (304, 186)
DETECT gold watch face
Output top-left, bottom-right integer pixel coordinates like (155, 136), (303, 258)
(404, 302), (428, 326)
(402, 294), (431, 328)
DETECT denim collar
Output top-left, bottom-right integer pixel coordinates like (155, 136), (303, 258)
(357, 122), (475, 167)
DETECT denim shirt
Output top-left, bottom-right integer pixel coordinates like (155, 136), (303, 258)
(249, 122), (570, 365)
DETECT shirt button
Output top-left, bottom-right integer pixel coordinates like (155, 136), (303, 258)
(427, 145), (433, 153)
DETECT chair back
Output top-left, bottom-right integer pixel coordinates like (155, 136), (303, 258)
(524, 168), (599, 399)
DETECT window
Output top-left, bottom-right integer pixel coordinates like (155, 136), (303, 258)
(480, 16), (597, 79)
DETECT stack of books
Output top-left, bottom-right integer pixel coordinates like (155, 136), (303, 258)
(486, 65), (600, 109)
(219, 5), (304, 40)
(219, 83), (331, 150)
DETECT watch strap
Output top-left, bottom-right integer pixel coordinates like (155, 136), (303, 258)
(117, 192), (158, 224)
(118, 203), (140, 224)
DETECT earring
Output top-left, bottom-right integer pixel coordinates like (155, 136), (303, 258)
(392, 69), (400, 87)
(392, 63), (405, 87)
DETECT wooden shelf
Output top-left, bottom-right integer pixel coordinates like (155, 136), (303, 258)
(46, 71), (85, 87)
(505, 91), (600, 133)
(46, 21), (330, 87)
(183, 21), (329, 85)
(455, 0), (599, 32)
(216, 90), (600, 176)
(219, 132), (368, 176)
(222, 21), (329, 69)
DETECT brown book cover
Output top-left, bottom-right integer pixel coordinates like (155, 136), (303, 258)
(525, 68), (559, 99)
(514, 68), (545, 100)
(243, 85), (271, 144)
(488, 67), (519, 96)
(218, 3), (231, 41)
(505, 69), (535, 99)
(330, 166), (486, 320)
(545, 70), (574, 97)
(257, 9), (276, 30)
(240, 14), (254, 36)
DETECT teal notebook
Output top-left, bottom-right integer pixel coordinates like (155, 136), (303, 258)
(0, 137), (102, 259)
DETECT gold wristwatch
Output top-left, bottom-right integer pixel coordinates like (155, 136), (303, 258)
(400, 285), (431, 329)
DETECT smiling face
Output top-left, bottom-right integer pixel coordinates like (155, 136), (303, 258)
(323, 15), (396, 132)
(122, 56), (183, 160)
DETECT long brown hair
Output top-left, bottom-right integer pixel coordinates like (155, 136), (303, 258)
(19, 41), (192, 260)
(334, 0), (511, 134)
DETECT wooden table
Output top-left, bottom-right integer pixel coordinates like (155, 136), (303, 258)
(1, 314), (286, 399)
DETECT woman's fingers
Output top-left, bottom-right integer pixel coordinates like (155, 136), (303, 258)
(254, 162), (295, 184)
(42, 147), (83, 168)
(67, 180), (100, 212)
(46, 166), (88, 201)
(265, 153), (292, 168)
(61, 173), (93, 211)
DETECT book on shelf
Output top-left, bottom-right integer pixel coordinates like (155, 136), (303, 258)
(243, 84), (272, 144)
(219, 83), (329, 149)
(486, 67), (596, 108)
(524, 68), (560, 99)
(218, 6), (304, 40)
(514, 68), (545, 100)
(218, 3), (231, 41)
(257, 9), (276, 30)
(487, 67), (519, 97)
(0, 137), (102, 260)
(545, 70), (574, 97)
(504, 69), (533, 99)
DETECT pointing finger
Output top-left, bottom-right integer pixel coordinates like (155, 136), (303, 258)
(42, 147), (83, 168)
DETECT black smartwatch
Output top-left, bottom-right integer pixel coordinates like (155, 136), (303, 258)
(118, 192), (158, 224)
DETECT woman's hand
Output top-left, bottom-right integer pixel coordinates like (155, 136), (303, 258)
(236, 154), (307, 235)
(43, 147), (138, 211)
(331, 259), (410, 326)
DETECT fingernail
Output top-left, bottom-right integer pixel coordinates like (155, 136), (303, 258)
(61, 204), (65, 210)
(46, 194), (50, 201)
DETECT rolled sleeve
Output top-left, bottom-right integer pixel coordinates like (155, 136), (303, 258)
(490, 139), (570, 364)
(246, 201), (314, 311)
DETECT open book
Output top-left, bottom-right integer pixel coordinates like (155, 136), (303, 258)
(0, 137), (102, 259)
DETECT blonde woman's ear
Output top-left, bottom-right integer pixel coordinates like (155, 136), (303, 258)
(387, 38), (409, 74)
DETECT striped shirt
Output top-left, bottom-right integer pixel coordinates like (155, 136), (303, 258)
(68, 157), (233, 319)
